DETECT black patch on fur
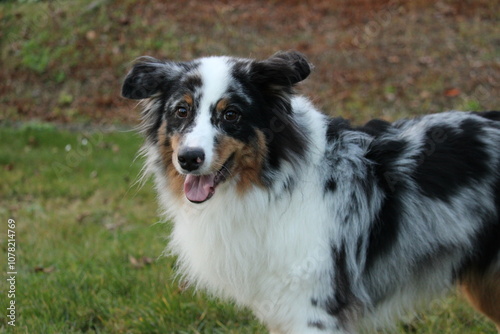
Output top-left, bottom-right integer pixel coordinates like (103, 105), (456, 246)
(364, 138), (409, 271)
(470, 178), (500, 273)
(358, 119), (392, 137)
(365, 138), (408, 193)
(457, 212), (500, 279)
(210, 92), (260, 145)
(474, 110), (500, 122)
(326, 118), (392, 143)
(231, 56), (310, 177)
(414, 120), (491, 201)
(495, 175), (500, 224)
(265, 109), (308, 171)
(365, 195), (402, 273)
(311, 298), (318, 307)
(326, 118), (352, 142)
(324, 178), (337, 193)
(454, 173), (500, 281)
(325, 244), (353, 323)
(308, 320), (326, 330)
(355, 237), (364, 265)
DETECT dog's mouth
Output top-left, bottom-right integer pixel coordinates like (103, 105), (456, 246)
(183, 154), (234, 203)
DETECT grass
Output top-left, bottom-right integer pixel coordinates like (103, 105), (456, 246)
(0, 124), (497, 333)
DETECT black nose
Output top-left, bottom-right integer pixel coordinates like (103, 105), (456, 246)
(178, 148), (205, 171)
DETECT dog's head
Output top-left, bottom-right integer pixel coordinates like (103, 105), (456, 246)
(122, 51), (311, 203)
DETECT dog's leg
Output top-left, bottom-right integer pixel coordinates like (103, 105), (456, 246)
(460, 269), (500, 332)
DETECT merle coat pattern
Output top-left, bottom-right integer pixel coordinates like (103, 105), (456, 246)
(122, 51), (500, 333)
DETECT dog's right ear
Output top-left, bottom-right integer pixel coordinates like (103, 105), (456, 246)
(251, 51), (312, 87)
(122, 57), (178, 100)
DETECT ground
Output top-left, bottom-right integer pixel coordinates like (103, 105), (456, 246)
(0, 0), (499, 333)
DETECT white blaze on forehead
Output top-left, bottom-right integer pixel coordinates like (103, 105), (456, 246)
(182, 57), (232, 173)
(198, 56), (232, 103)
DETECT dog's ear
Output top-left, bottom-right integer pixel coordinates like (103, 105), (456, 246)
(251, 51), (312, 87)
(122, 57), (180, 100)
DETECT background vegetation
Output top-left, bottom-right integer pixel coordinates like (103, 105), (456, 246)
(0, 0), (498, 333)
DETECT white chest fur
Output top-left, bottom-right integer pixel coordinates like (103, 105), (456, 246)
(166, 165), (336, 330)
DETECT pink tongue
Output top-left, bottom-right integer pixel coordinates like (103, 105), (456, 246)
(184, 174), (216, 202)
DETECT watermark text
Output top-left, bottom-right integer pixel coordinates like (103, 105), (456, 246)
(6, 218), (17, 327)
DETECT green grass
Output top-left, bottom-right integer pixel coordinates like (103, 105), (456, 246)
(0, 124), (496, 333)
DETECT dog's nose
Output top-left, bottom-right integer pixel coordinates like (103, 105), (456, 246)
(178, 148), (205, 172)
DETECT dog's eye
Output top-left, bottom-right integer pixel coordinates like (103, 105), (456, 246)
(176, 107), (188, 118)
(223, 109), (240, 123)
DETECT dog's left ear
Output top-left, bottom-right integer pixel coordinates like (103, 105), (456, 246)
(251, 51), (312, 87)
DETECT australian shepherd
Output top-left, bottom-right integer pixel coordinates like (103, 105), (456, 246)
(122, 51), (500, 333)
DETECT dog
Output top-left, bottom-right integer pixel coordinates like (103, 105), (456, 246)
(122, 51), (500, 333)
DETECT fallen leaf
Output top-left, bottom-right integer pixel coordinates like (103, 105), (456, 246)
(129, 255), (140, 268)
(129, 255), (155, 269)
(86, 30), (97, 41)
(444, 88), (461, 97)
(34, 266), (55, 273)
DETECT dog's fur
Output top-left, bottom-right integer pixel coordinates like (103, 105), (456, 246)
(122, 51), (500, 333)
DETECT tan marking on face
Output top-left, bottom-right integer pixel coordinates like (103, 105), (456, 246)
(158, 122), (184, 198)
(183, 94), (193, 107)
(216, 99), (229, 113)
(213, 130), (268, 195)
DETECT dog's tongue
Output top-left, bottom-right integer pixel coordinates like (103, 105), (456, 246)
(184, 174), (216, 202)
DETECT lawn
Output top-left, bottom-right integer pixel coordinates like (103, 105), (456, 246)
(0, 124), (497, 333)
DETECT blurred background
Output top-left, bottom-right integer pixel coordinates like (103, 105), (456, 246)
(1, 0), (498, 125)
(0, 1), (499, 333)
